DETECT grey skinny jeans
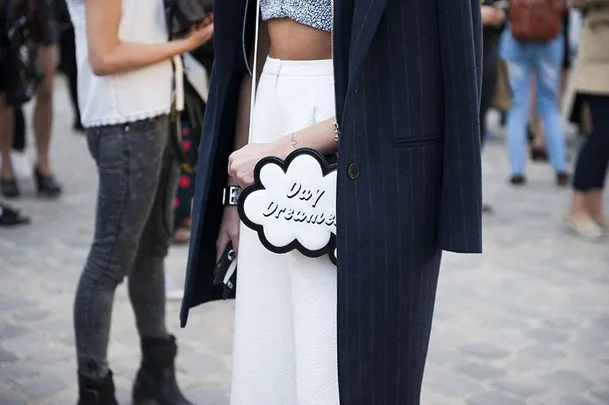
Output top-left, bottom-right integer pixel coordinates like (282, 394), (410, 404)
(74, 115), (178, 380)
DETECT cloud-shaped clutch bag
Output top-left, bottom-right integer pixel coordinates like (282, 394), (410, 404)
(238, 148), (337, 265)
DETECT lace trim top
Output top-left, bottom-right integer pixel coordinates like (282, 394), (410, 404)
(260, 0), (332, 32)
(66, 0), (173, 128)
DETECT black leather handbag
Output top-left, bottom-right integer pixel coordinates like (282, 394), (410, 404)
(4, 0), (44, 106)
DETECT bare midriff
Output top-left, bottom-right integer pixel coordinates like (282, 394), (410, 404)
(267, 18), (332, 60)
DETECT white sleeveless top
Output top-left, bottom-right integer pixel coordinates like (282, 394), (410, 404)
(67, 0), (173, 128)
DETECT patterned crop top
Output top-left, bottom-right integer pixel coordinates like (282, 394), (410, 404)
(260, 0), (332, 32)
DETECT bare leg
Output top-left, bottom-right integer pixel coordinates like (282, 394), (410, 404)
(33, 45), (56, 176)
(569, 191), (593, 222)
(0, 94), (15, 181)
(580, 102), (592, 135)
(588, 189), (608, 226)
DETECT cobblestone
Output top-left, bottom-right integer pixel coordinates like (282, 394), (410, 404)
(0, 79), (607, 404)
(466, 391), (527, 405)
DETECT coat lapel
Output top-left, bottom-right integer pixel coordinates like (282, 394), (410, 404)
(347, 0), (389, 87)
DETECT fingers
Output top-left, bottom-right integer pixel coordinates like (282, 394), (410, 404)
(202, 13), (214, 26)
(216, 233), (229, 262)
(230, 229), (240, 258)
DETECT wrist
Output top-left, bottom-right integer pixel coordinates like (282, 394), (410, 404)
(273, 136), (294, 160)
(227, 176), (240, 187)
(173, 37), (195, 55)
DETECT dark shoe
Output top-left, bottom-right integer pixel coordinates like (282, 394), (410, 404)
(77, 371), (119, 405)
(530, 145), (549, 162)
(133, 335), (194, 405)
(1, 177), (20, 198)
(510, 175), (527, 186)
(556, 172), (570, 187)
(34, 167), (62, 198)
(0, 203), (29, 227)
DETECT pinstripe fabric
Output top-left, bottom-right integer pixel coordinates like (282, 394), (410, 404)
(334, 0), (483, 403)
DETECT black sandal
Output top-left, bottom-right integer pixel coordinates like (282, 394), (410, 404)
(0, 202), (30, 227)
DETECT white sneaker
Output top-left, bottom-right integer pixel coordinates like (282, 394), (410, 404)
(165, 275), (184, 301)
(564, 214), (604, 241)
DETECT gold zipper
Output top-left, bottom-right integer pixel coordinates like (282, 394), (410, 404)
(331, 0), (341, 142)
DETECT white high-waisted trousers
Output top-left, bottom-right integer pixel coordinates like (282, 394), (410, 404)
(230, 57), (339, 405)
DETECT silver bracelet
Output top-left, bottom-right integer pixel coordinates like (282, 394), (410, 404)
(333, 122), (341, 142)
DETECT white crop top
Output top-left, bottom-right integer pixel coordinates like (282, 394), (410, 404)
(67, 0), (173, 128)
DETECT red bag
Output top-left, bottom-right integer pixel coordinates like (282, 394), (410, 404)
(509, 0), (565, 42)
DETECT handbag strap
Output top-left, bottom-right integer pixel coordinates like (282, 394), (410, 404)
(164, 1), (185, 113)
(247, 0), (261, 144)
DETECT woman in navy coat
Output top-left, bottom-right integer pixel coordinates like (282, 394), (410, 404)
(182, 0), (483, 403)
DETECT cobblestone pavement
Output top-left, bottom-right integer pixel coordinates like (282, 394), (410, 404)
(1, 78), (608, 405)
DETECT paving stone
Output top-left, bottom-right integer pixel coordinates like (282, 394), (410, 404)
(543, 370), (595, 393)
(0, 324), (29, 340)
(559, 394), (605, 405)
(17, 372), (68, 399)
(0, 383), (27, 405)
(596, 316), (609, 331)
(177, 353), (226, 375)
(492, 378), (547, 398)
(186, 386), (230, 405)
(12, 310), (51, 322)
(466, 391), (527, 405)
(0, 361), (40, 381)
(0, 335), (53, 359)
(459, 344), (510, 360)
(0, 296), (32, 312)
(525, 328), (569, 343)
(518, 343), (567, 361)
(425, 374), (486, 399)
(591, 390), (609, 405)
(0, 348), (17, 363)
(453, 362), (507, 381)
(46, 388), (77, 405)
(427, 347), (469, 366)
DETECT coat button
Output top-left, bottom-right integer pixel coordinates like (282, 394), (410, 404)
(347, 163), (360, 180)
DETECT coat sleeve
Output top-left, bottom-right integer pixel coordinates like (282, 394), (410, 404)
(436, 0), (483, 253)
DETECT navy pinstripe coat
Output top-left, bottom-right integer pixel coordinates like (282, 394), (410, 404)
(181, 0), (483, 403)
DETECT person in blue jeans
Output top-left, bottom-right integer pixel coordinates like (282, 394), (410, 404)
(500, 27), (569, 186)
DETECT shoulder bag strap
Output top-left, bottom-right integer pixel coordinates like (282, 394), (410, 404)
(247, 0), (261, 144)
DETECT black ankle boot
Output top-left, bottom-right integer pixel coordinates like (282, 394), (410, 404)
(133, 335), (195, 405)
(76, 371), (119, 405)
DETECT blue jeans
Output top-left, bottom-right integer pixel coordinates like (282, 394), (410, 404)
(500, 29), (567, 176)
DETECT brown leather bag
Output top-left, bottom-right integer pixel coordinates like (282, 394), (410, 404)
(509, 0), (565, 42)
